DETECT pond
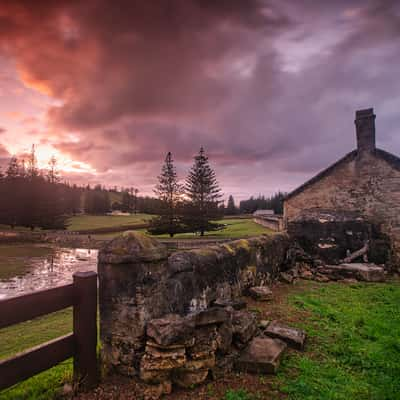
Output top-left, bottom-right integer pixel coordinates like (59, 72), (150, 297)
(0, 244), (98, 299)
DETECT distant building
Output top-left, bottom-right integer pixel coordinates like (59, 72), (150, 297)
(253, 209), (284, 231)
(253, 209), (275, 217)
(284, 108), (400, 268)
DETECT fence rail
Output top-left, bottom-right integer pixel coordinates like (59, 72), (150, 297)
(0, 271), (98, 391)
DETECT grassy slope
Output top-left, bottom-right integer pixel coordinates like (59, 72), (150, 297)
(66, 213), (153, 231)
(278, 282), (400, 400)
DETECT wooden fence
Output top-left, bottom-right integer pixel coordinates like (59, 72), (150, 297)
(0, 271), (98, 391)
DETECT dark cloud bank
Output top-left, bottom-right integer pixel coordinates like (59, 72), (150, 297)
(0, 0), (399, 197)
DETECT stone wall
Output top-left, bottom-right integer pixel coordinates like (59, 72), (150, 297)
(284, 151), (400, 269)
(98, 231), (291, 377)
(253, 216), (284, 232)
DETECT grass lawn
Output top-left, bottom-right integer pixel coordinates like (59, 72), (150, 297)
(1, 282), (399, 399)
(278, 281), (400, 399)
(0, 309), (73, 400)
(94, 218), (274, 240)
(66, 213), (153, 231)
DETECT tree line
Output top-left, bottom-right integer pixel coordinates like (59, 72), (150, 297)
(0, 147), (81, 230)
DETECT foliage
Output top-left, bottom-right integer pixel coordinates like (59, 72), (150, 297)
(226, 195), (238, 215)
(239, 191), (286, 214)
(148, 152), (185, 237)
(279, 282), (400, 400)
(224, 389), (255, 400)
(184, 147), (223, 235)
(0, 152), (80, 230)
(83, 184), (111, 214)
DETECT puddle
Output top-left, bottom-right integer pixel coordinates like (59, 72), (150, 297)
(0, 244), (98, 299)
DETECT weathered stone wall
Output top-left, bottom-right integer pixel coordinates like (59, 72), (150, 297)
(284, 151), (400, 268)
(98, 231), (291, 377)
(253, 216), (284, 232)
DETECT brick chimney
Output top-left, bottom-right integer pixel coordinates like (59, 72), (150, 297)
(355, 108), (376, 153)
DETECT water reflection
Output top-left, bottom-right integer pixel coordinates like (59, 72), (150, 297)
(0, 246), (98, 299)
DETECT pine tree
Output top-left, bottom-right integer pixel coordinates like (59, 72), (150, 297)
(226, 195), (237, 215)
(148, 152), (183, 237)
(184, 147), (223, 236)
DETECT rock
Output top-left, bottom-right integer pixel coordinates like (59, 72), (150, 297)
(231, 310), (257, 346)
(235, 337), (286, 374)
(210, 352), (238, 380)
(314, 273), (330, 282)
(184, 354), (215, 371)
(146, 314), (195, 346)
(318, 263), (385, 282)
(280, 272), (294, 284)
(216, 322), (233, 353)
(188, 325), (219, 359)
(140, 344), (186, 378)
(264, 320), (306, 350)
(339, 278), (358, 284)
(299, 270), (314, 280)
(193, 307), (231, 326)
(248, 286), (273, 301)
(99, 231), (168, 264)
(172, 369), (209, 388)
(143, 381), (172, 400)
(213, 298), (247, 310)
(140, 369), (171, 384)
(258, 320), (270, 329)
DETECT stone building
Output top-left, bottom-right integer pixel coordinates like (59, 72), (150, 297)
(283, 108), (400, 268)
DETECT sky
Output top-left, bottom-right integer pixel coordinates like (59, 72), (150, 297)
(0, 0), (399, 201)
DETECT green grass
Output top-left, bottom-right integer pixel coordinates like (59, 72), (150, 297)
(66, 213), (153, 231)
(278, 282), (400, 400)
(0, 309), (73, 400)
(94, 218), (273, 240)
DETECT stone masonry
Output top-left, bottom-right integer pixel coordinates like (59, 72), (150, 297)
(284, 109), (400, 270)
(98, 231), (291, 378)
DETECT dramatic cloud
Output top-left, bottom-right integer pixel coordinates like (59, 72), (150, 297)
(0, 0), (399, 198)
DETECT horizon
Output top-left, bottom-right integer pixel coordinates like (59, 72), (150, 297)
(1, 0), (400, 201)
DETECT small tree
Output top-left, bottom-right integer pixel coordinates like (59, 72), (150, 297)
(184, 147), (223, 236)
(226, 195), (237, 215)
(148, 152), (183, 237)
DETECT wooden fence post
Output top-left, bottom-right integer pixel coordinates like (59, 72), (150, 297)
(73, 271), (98, 389)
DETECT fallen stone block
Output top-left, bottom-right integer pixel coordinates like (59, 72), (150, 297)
(258, 320), (270, 329)
(248, 286), (273, 301)
(280, 272), (294, 284)
(193, 307), (231, 326)
(318, 263), (385, 282)
(232, 310), (257, 346)
(264, 320), (306, 350)
(213, 298), (247, 310)
(146, 314), (195, 346)
(235, 337), (287, 374)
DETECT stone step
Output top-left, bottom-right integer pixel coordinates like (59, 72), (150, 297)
(264, 321), (306, 350)
(235, 337), (287, 374)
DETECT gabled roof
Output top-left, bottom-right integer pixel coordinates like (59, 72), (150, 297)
(285, 148), (400, 201)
